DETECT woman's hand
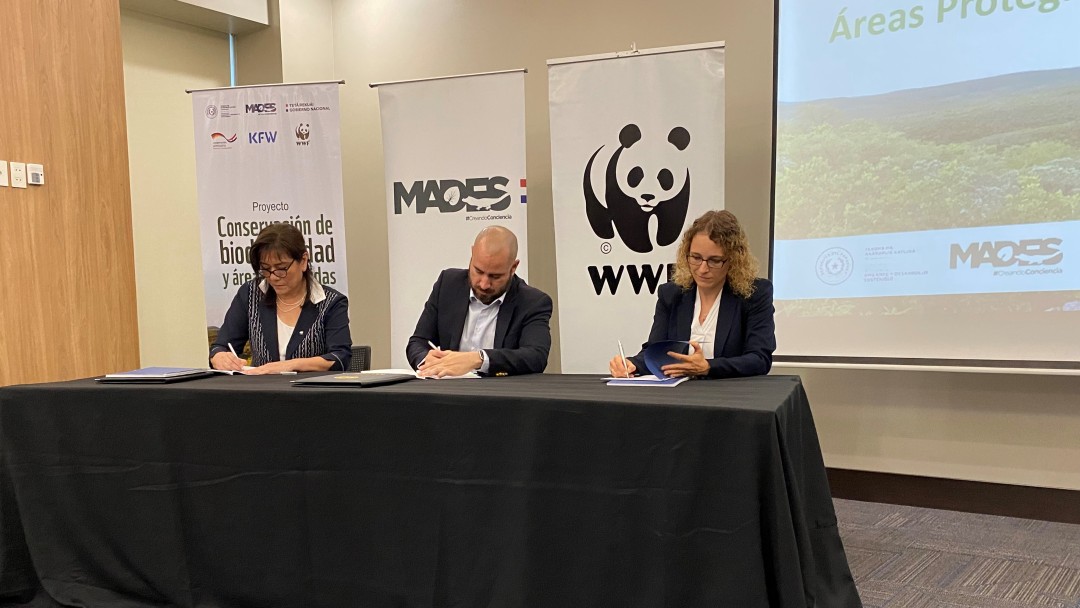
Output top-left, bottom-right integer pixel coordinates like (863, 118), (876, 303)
(661, 341), (710, 378)
(243, 360), (295, 375)
(608, 355), (637, 378)
(211, 350), (245, 372)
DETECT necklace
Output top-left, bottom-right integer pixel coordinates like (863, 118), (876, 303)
(276, 295), (305, 313)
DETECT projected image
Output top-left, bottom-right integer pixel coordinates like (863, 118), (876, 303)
(773, 1), (1080, 361)
(775, 67), (1080, 313)
(777, 69), (1080, 241)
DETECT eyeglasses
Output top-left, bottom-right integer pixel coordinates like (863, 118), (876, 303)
(687, 254), (728, 269)
(258, 259), (295, 278)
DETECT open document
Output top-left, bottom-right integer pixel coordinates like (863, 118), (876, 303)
(605, 374), (687, 387)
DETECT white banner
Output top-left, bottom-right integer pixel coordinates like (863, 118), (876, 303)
(378, 71), (529, 369)
(549, 44), (726, 373)
(192, 83), (348, 333)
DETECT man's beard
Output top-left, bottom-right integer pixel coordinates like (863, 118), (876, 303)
(474, 286), (506, 305)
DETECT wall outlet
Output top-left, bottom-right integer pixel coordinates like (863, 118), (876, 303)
(27, 163), (44, 185)
(0, 161), (8, 187)
(10, 162), (26, 189)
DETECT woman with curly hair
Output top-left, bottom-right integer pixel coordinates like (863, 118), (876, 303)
(609, 210), (776, 379)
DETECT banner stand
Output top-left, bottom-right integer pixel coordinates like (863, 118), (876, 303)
(548, 43), (726, 373)
(374, 70), (529, 369)
(189, 81), (349, 343)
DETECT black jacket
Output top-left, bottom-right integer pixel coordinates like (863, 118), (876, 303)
(628, 278), (775, 379)
(406, 269), (553, 375)
(210, 279), (352, 370)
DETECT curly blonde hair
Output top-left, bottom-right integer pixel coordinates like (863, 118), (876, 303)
(672, 210), (759, 298)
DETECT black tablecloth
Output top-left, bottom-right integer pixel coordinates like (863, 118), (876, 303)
(0, 374), (860, 608)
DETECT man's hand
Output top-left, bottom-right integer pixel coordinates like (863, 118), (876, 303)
(420, 347), (448, 368)
(418, 350), (482, 378)
(660, 341), (710, 378)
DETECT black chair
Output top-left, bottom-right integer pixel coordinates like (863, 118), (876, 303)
(348, 345), (371, 371)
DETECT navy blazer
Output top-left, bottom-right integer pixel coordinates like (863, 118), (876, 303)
(407, 269), (553, 375)
(210, 279), (352, 371)
(628, 278), (775, 379)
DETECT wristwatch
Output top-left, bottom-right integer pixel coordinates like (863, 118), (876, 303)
(477, 349), (487, 370)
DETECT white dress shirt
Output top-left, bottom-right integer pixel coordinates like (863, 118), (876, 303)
(277, 316), (295, 361)
(690, 289), (722, 359)
(459, 290), (505, 373)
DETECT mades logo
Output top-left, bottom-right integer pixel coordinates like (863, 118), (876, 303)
(245, 102), (277, 115)
(949, 238), (1063, 269)
(393, 176), (517, 214)
(584, 123), (692, 254)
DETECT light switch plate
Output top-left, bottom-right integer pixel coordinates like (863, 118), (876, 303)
(27, 163), (43, 185)
(10, 162), (26, 189)
(0, 161), (8, 187)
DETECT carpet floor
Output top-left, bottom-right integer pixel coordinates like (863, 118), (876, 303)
(835, 498), (1080, 607)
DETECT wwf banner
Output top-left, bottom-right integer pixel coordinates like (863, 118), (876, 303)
(191, 82), (348, 334)
(377, 70), (529, 369)
(548, 44), (725, 373)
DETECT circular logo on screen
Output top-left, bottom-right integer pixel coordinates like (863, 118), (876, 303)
(205, 104), (218, 119)
(816, 247), (854, 285)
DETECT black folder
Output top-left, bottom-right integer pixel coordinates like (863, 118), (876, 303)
(291, 372), (416, 387)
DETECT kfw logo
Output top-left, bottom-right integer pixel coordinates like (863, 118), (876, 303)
(393, 177), (514, 214)
(248, 131), (278, 144)
(245, 103), (277, 114)
(950, 238), (1063, 269)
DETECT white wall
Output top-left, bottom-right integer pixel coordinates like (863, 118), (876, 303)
(122, 9), (230, 367)
(800, 367), (1080, 490)
(280, 0), (336, 82)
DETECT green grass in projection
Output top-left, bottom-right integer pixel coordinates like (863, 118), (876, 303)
(775, 67), (1080, 241)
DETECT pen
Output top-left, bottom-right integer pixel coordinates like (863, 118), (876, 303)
(416, 341), (442, 375)
(226, 343), (246, 373)
(617, 340), (630, 378)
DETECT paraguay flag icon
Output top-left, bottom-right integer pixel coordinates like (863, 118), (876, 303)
(520, 178), (527, 204)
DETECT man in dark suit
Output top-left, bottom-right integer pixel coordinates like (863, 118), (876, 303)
(407, 226), (553, 377)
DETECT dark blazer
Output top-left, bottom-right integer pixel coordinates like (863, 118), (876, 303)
(628, 278), (775, 379)
(210, 279), (352, 371)
(407, 269), (553, 375)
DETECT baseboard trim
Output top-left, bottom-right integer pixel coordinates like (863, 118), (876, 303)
(827, 468), (1080, 525)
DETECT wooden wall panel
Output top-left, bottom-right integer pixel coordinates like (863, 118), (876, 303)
(0, 1), (140, 385)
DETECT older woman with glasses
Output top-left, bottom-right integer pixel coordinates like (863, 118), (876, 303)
(609, 210), (775, 379)
(210, 223), (351, 374)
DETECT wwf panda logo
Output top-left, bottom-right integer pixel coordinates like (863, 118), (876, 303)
(295, 123), (310, 141)
(584, 123), (691, 253)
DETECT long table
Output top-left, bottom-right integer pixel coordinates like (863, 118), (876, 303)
(0, 374), (861, 607)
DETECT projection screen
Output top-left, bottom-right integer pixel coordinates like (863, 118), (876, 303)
(772, 0), (1080, 368)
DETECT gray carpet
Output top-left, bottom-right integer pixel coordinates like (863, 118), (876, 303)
(835, 498), (1080, 607)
